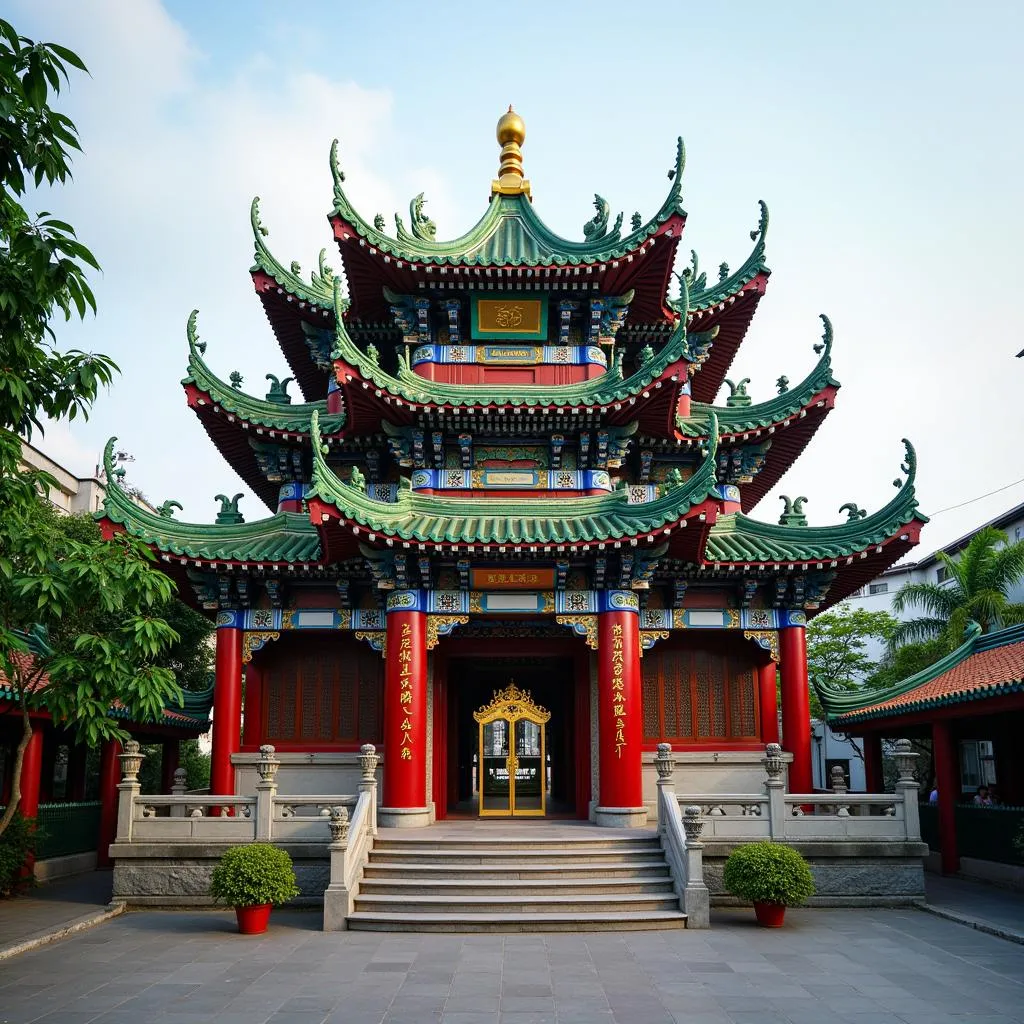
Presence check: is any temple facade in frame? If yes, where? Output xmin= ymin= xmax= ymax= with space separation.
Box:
xmin=100 ymin=109 xmax=926 ymax=828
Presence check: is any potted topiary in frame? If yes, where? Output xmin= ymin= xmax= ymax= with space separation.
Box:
xmin=209 ymin=843 xmax=300 ymax=934
xmin=722 ymin=840 xmax=815 ymax=927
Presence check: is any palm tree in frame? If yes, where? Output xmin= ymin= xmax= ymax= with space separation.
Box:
xmin=891 ymin=526 xmax=1024 ymax=647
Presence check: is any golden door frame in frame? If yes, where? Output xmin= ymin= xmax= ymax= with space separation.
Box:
xmin=473 ymin=684 xmax=551 ymax=817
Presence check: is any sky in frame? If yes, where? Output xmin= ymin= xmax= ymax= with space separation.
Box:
xmin=10 ymin=0 xmax=1024 ymax=557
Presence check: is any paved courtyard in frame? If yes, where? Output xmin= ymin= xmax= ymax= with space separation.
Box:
xmin=1 ymin=906 xmax=1022 ymax=1024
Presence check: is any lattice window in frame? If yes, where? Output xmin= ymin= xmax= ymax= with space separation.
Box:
xmin=261 ymin=635 xmax=383 ymax=746
xmin=642 ymin=644 xmax=760 ymax=743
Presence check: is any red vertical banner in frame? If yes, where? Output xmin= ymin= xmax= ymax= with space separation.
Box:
xmin=211 ymin=617 xmax=243 ymax=797
xmin=597 ymin=593 xmax=644 ymax=820
xmin=97 ymin=737 xmax=122 ymax=870
xmin=780 ymin=624 xmax=813 ymax=794
xmin=382 ymin=602 xmax=428 ymax=814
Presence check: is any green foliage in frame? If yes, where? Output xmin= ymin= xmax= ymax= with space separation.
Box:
xmin=180 ymin=738 xmax=211 ymax=791
xmin=0 ymin=497 xmax=181 ymax=837
xmin=0 ymin=813 xmax=37 ymax=896
xmin=722 ymin=841 xmax=816 ymax=906
xmin=1014 ymin=822 xmax=1024 ymax=863
xmin=891 ymin=527 xmax=1024 ymax=647
xmin=805 ymin=603 xmax=899 ymax=716
xmin=0 ymin=19 xmax=115 ymax=454
xmin=209 ymin=844 xmax=300 ymax=908
xmin=866 ymin=638 xmax=950 ymax=692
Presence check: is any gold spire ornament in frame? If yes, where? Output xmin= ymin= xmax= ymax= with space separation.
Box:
xmin=492 ymin=105 xmax=531 ymax=200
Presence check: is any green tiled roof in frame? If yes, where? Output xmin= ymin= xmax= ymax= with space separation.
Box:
xmin=669 ymin=201 xmax=770 ymax=315
xmin=307 ymin=410 xmax=720 ymax=545
xmin=249 ymin=197 xmax=336 ymax=309
xmin=330 ymin=138 xmax=686 ymax=267
xmin=676 ymin=314 xmax=839 ymax=437
xmin=99 ymin=440 xmax=321 ymax=563
xmin=331 ymin=278 xmax=705 ymax=409
xmin=181 ymin=311 xmax=346 ymax=434
xmin=704 ymin=439 xmax=926 ymax=563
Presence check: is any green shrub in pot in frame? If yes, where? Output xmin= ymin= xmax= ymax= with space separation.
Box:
xmin=209 ymin=843 xmax=299 ymax=909
xmin=723 ymin=841 xmax=815 ymax=907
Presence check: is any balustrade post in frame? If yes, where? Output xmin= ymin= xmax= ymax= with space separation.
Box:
xmin=681 ymin=805 xmax=710 ymax=929
xmin=359 ymin=744 xmax=379 ymax=835
xmin=893 ymin=738 xmax=921 ymax=841
xmin=254 ymin=744 xmax=279 ymax=842
xmin=115 ymin=741 xmax=144 ymax=844
xmin=653 ymin=742 xmax=674 ymax=836
xmin=830 ymin=763 xmax=850 ymax=817
xmin=323 ymin=806 xmax=351 ymax=932
xmin=170 ymin=767 xmax=188 ymax=818
xmin=762 ymin=742 xmax=787 ymax=840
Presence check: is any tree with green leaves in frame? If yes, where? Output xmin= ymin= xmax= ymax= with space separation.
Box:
xmin=0 ymin=19 xmax=183 ymax=839
xmin=891 ymin=526 xmax=1024 ymax=647
xmin=805 ymin=603 xmax=899 ymax=717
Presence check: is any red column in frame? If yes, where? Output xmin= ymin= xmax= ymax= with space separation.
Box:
xmin=211 ymin=617 xmax=243 ymax=797
xmin=780 ymin=623 xmax=813 ymax=794
xmin=757 ymin=661 xmax=780 ymax=745
xmin=933 ymin=720 xmax=960 ymax=874
xmin=596 ymin=592 xmax=645 ymax=826
xmin=160 ymin=739 xmax=180 ymax=794
xmin=381 ymin=592 xmax=429 ymax=826
xmin=864 ymin=733 xmax=884 ymax=793
xmin=97 ymin=738 xmax=122 ymax=870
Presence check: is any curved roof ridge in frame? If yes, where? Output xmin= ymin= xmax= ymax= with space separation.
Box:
xmin=329 ymin=278 xmax=705 ymax=408
xmin=306 ymin=408 xmax=721 ymax=545
xmin=709 ymin=436 xmax=926 ymax=553
xmin=98 ymin=437 xmax=320 ymax=562
xmin=815 ymin=622 xmax=984 ymax=719
xmin=250 ymin=196 xmax=339 ymax=309
xmin=329 ymin=136 xmax=686 ymax=267
xmin=181 ymin=310 xmax=346 ymax=434
xmin=679 ymin=313 xmax=839 ymax=436
xmin=671 ymin=200 xmax=770 ymax=315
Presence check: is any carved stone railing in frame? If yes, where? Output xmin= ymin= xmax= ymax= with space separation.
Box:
xmin=323 ymin=743 xmax=379 ymax=931
xmin=114 ymin=743 xmax=379 ymax=851
xmin=668 ymin=741 xmax=922 ymax=844
xmin=654 ymin=743 xmax=710 ymax=928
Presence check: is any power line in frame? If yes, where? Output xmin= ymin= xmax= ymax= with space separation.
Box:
xmin=928 ymin=477 xmax=1024 ymax=517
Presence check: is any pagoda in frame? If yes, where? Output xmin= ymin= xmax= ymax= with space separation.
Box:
xmin=99 ymin=109 xmax=926 ymax=827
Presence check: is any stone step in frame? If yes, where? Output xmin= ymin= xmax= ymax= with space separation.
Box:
xmin=373 ymin=837 xmax=661 ymax=853
xmin=346 ymin=910 xmax=688 ymax=933
xmin=369 ymin=848 xmax=666 ymax=866
xmin=359 ymin=876 xmax=675 ymax=897
xmin=354 ymin=892 xmax=680 ymax=915
xmin=362 ymin=861 xmax=670 ymax=881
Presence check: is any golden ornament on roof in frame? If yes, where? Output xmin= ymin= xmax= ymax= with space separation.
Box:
xmin=492 ymin=105 xmax=531 ymax=200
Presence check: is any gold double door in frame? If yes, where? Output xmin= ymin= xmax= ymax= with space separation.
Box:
xmin=473 ymin=684 xmax=551 ymax=817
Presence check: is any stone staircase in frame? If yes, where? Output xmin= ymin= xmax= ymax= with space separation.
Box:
xmin=346 ymin=830 xmax=687 ymax=932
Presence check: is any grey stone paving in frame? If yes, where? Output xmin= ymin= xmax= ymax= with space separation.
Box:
xmin=0 ymin=873 xmax=112 ymax=950
xmin=924 ymin=874 xmax=1024 ymax=943
xmin=1 ymin=906 xmax=1023 ymax=1024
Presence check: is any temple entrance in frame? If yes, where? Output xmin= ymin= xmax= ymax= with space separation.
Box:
xmin=475 ymin=685 xmax=550 ymax=816
xmin=440 ymin=653 xmax=583 ymax=818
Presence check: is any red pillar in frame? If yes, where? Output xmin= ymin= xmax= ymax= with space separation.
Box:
xmin=864 ymin=733 xmax=884 ymax=793
xmin=381 ymin=592 xmax=429 ymax=827
xmin=596 ymin=592 xmax=645 ymax=826
xmin=97 ymin=738 xmax=121 ymax=870
xmin=160 ymin=739 xmax=180 ymax=794
xmin=933 ymin=720 xmax=960 ymax=874
xmin=780 ymin=623 xmax=813 ymax=794
xmin=18 ymin=727 xmax=44 ymax=876
xmin=757 ymin=661 xmax=780 ymax=745
xmin=211 ymin=616 xmax=243 ymax=797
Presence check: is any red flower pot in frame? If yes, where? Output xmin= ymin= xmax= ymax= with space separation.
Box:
xmin=234 ymin=903 xmax=272 ymax=935
xmin=753 ymin=901 xmax=786 ymax=928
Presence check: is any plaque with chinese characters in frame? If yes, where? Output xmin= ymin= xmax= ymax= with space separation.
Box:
xmin=471 ymin=295 xmax=548 ymax=340
xmin=470 ymin=568 xmax=556 ymax=591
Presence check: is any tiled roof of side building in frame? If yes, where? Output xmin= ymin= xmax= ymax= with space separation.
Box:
xmin=820 ymin=623 xmax=1024 ymax=725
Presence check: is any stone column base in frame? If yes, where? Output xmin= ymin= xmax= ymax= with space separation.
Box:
xmin=594 ymin=806 xmax=648 ymax=828
xmin=379 ymin=806 xmax=432 ymax=829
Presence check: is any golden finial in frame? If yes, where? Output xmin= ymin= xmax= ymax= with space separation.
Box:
xmin=492 ymin=105 xmax=531 ymax=200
